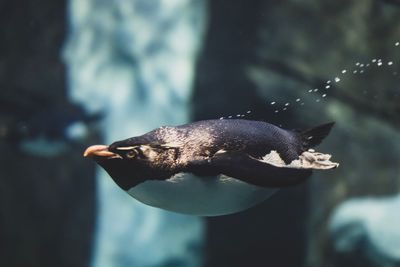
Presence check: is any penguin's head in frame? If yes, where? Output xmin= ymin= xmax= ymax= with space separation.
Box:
xmin=84 ymin=143 xmax=173 ymax=190
xmin=84 ymin=144 xmax=149 ymax=190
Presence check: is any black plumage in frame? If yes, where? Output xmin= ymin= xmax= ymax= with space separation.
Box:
xmin=84 ymin=119 xmax=338 ymax=215
xmin=87 ymin=119 xmax=335 ymax=188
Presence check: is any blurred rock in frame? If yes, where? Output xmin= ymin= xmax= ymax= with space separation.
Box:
xmin=0 ymin=1 xmax=95 ymax=266
xmin=194 ymin=1 xmax=308 ymax=266
xmin=329 ymin=195 xmax=400 ymax=267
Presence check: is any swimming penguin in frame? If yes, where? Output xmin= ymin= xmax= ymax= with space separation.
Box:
xmin=84 ymin=119 xmax=338 ymax=216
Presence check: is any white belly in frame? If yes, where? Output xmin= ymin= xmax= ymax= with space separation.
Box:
xmin=127 ymin=173 xmax=277 ymax=216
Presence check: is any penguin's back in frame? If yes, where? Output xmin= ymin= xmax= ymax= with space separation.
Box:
xmin=164 ymin=119 xmax=303 ymax=163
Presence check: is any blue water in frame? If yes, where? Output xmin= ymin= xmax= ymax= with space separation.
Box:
xmin=63 ymin=0 xmax=206 ymax=266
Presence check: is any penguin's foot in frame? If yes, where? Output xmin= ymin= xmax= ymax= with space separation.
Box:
xmin=293 ymin=150 xmax=339 ymax=169
xmin=261 ymin=150 xmax=339 ymax=170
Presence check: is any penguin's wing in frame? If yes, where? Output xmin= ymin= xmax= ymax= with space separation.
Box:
xmin=186 ymin=151 xmax=312 ymax=187
xmin=207 ymin=151 xmax=312 ymax=188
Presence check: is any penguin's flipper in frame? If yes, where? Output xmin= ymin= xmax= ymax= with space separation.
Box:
xmin=209 ymin=151 xmax=312 ymax=188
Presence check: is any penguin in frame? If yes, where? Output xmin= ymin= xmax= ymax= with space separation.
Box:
xmin=84 ymin=119 xmax=338 ymax=216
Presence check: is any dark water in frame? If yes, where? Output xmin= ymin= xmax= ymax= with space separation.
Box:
xmin=1 ymin=1 xmax=400 ymax=267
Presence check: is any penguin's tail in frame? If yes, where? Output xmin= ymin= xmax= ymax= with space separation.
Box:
xmin=299 ymin=122 xmax=335 ymax=149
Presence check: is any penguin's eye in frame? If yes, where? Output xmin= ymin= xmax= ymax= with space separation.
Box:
xmin=126 ymin=149 xmax=137 ymax=159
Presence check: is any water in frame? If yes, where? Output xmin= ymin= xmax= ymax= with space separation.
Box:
xmin=63 ymin=0 xmax=206 ymax=266
xmin=255 ymin=41 xmax=400 ymax=132
xmin=1 ymin=1 xmax=400 ymax=267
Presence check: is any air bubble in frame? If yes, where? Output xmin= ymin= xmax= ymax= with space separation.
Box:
xmin=313 ymin=88 xmax=319 ymax=92
xmin=316 ymin=99 xmax=321 ymax=102
xmin=283 ymin=107 xmax=287 ymax=111
xmin=246 ymin=110 xmax=251 ymax=114
xmin=360 ymin=64 xmax=364 ymax=67
xmin=356 ymin=62 xmax=360 ymax=66
xmin=270 ymin=101 xmax=276 ymax=105
xmin=322 ymin=94 xmax=327 ymax=98
xmin=296 ymin=98 xmax=301 ymax=102
xmin=377 ymin=62 xmax=383 ymax=66
xmin=341 ymin=69 xmax=347 ymax=74
xmin=285 ymin=103 xmax=290 ymax=106
xmin=236 ymin=114 xmax=241 ymax=117
xmin=388 ymin=61 xmax=393 ymax=66
xmin=325 ymin=85 xmax=331 ymax=89
xmin=300 ymin=102 xmax=305 ymax=106
xmin=219 ymin=117 xmax=224 ymax=120
xmin=353 ymin=70 xmax=358 ymax=74
xmin=372 ymin=59 xmax=377 ymax=63
xmin=326 ymin=80 xmax=331 ymax=84
xmin=396 ymin=42 xmax=400 ymax=46
xmin=228 ymin=116 xmax=233 ymax=118
xmin=274 ymin=110 xmax=279 ymax=113
xmin=360 ymin=70 xmax=364 ymax=73
xmin=334 ymin=77 xmax=341 ymax=82
xmin=308 ymin=89 xmax=313 ymax=93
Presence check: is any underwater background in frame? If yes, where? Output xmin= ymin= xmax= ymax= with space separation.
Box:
xmin=1 ymin=0 xmax=400 ymax=267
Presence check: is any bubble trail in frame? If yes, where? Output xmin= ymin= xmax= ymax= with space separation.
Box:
xmin=266 ymin=41 xmax=400 ymax=120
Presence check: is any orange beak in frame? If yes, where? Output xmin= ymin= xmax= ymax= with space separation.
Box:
xmin=84 ymin=145 xmax=121 ymax=159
